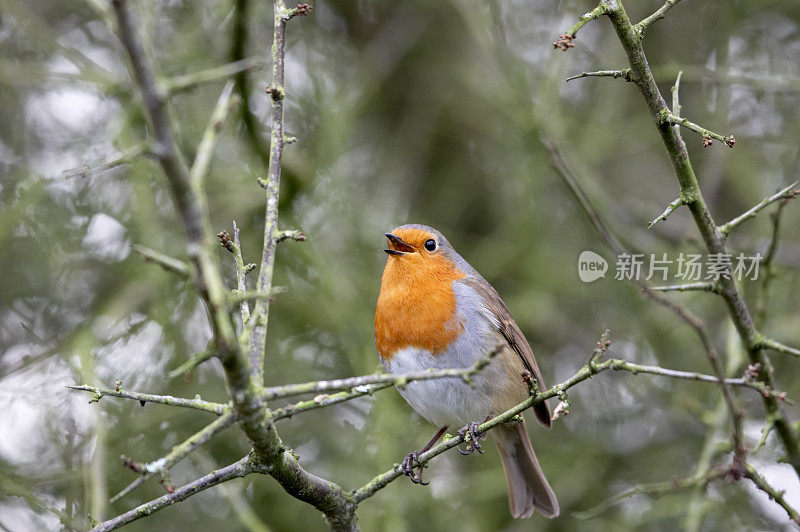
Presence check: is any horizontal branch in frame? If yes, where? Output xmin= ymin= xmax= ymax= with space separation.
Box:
xmin=649 ymin=282 xmax=720 ymax=294
xmin=718 ymin=181 xmax=799 ymax=236
xmin=67 ymin=384 xmax=227 ymax=414
xmin=91 ymin=455 xmax=259 ymax=532
xmin=351 ymin=347 xmax=783 ymax=504
xmin=574 ymin=467 xmax=726 ymax=519
xmin=660 ymin=109 xmax=735 ymax=148
xmin=163 ymin=56 xmax=268 ymax=94
xmin=271 ymin=382 xmax=395 ymax=422
xmin=566 ymin=69 xmax=633 ymax=83
xmin=275 ymin=228 xmax=307 ymax=243
xmin=110 ymin=410 xmax=237 ymax=502
xmin=60 ymin=143 xmax=150 ymax=179
xmin=262 ymin=346 xmax=503 ymax=400
xmin=131 ymin=244 xmax=191 ymax=278
xmin=757 ymin=337 xmax=800 ymax=358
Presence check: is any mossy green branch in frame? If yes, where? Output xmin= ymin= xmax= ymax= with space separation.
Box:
xmin=350 ymin=343 xmax=786 ymax=505
xmin=601 ymin=0 xmax=800 ymax=479
xmin=67 ymin=384 xmax=227 ymax=414
xmin=718 ymin=181 xmax=799 ymax=237
xmin=110 ymin=411 xmax=238 ymax=502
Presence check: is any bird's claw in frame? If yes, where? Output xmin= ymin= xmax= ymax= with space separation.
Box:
xmin=401 ymin=451 xmax=428 ymax=485
xmin=457 ymin=421 xmax=485 ymax=455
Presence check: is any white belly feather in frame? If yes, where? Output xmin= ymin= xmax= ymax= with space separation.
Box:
xmin=380 ymin=279 xmax=508 ymax=428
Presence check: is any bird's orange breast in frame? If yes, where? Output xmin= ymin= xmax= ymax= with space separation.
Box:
xmin=375 ymin=252 xmax=466 ymax=361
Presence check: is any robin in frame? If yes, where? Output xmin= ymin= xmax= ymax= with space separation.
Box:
xmin=374 ymin=224 xmax=559 ymax=519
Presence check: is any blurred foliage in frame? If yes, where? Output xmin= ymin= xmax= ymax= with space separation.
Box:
xmin=1 ymin=0 xmax=800 ymax=530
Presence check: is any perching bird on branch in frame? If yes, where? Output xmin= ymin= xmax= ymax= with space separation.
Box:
xmin=375 ymin=224 xmax=558 ymax=519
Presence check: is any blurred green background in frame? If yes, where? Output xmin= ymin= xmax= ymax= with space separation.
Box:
xmin=1 ymin=0 xmax=800 ymax=530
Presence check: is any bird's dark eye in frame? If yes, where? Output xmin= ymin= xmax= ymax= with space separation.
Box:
xmin=424 ymin=239 xmax=437 ymax=252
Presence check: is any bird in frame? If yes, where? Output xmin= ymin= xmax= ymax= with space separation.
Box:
xmin=374 ymin=223 xmax=559 ymax=519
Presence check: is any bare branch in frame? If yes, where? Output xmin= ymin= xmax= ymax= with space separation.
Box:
xmin=660 ymin=109 xmax=735 ymax=148
xmin=271 ymin=382 xmax=394 ymax=422
xmin=91 ymin=455 xmax=259 ymax=532
xmin=648 ymin=195 xmax=687 ymax=228
xmin=756 ymin=337 xmax=800 ymax=358
xmin=649 ymin=282 xmax=720 ymax=294
xmin=755 ymin=200 xmax=791 ymax=325
xmin=110 ymin=411 xmax=237 ymax=502
xmin=189 ymin=80 xmax=237 ymax=185
xmin=671 ymin=70 xmax=682 ymax=117
xmin=718 ymin=181 xmax=799 ymax=236
xmin=245 ymin=0 xmax=296 ymax=384
xmin=166 ymin=345 xmax=214 ymax=381
xmin=574 ymin=467 xmax=726 ymax=519
xmin=635 ymin=0 xmax=685 ymax=35
xmin=745 ymin=465 xmax=800 ymax=525
xmin=163 ymin=56 xmax=268 ymax=94
xmin=351 ymin=333 xmax=771 ymax=505
xmin=131 ymin=244 xmax=191 ymax=278
xmin=553 ymin=4 xmax=609 ymax=51
xmin=232 ymin=221 xmax=251 ymax=324
xmin=598 ymin=0 xmax=800 ymax=477
xmin=566 ymin=69 xmax=633 ymax=82
xmin=60 ymin=143 xmax=150 ymax=179
xmin=263 ymin=346 xmax=502 ymax=400
xmin=67 ymin=384 xmax=227 ymax=415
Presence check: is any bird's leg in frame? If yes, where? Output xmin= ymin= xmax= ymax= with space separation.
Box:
xmin=457 ymin=419 xmax=488 ymax=455
xmin=401 ymin=425 xmax=447 ymax=485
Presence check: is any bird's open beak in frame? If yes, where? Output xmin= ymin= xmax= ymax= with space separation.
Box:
xmin=384 ymin=233 xmax=414 ymax=255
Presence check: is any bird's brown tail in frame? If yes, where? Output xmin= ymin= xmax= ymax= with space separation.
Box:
xmin=494 ymin=420 xmax=559 ymax=519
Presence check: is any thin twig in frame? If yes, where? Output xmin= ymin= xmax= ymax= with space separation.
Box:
xmin=263 ymin=346 xmax=503 ymax=400
xmin=635 ymin=0 xmax=685 ymax=35
xmin=756 ymin=337 xmax=800 ymax=358
xmin=566 ymin=69 xmax=633 ymax=82
xmin=90 ymin=455 xmax=259 ymax=532
xmin=60 ymin=143 xmax=150 ymax=179
xmin=232 ymin=221 xmax=251 ymax=324
xmin=189 ymin=80 xmax=237 ymax=185
xmin=718 ymin=181 xmax=799 ymax=236
xmin=228 ymin=288 xmax=287 ymax=306
xmin=271 ymin=382 xmax=395 ymax=422
xmin=245 ymin=0 xmax=294 ymax=384
xmin=660 ymin=109 xmax=735 ymax=148
xmin=574 ymin=467 xmax=727 ymax=519
xmin=166 ymin=346 xmax=214 ymax=381
xmin=110 ymin=411 xmax=237 ymax=502
xmin=648 ymin=195 xmax=687 ymax=227
xmin=131 ymin=244 xmax=191 ymax=278
xmin=649 ymin=282 xmax=720 ymax=294
xmin=67 ymin=384 xmax=226 ymax=415
xmin=275 ymin=229 xmax=307 ymax=243
xmin=745 ymin=465 xmax=800 ymax=524
xmin=755 ymin=201 xmax=790 ymax=325
xmin=163 ymin=56 xmax=268 ymax=94
xmin=672 ymin=70 xmax=682 ymax=117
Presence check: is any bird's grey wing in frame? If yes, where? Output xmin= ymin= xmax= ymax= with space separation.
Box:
xmin=459 ymin=276 xmax=552 ymax=428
